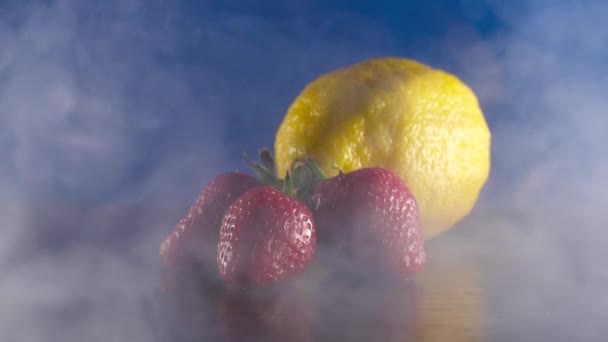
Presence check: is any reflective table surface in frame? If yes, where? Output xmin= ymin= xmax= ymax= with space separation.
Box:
xmin=155 ymin=209 xmax=605 ymax=341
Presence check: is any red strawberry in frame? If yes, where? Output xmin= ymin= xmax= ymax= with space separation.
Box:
xmin=311 ymin=167 xmax=425 ymax=275
xmin=160 ymin=172 xmax=260 ymax=289
xmin=217 ymin=186 xmax=317 ymax=287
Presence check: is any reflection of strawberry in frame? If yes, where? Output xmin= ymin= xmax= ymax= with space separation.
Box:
xmin=218 ymin=186 xmax=317 ymax=287
xmin=219 ymin=283 xmax=315 ymax=342
xmin=160 ymin=172 xmax=260 ymax=289
xmin=312 ymin=167 xmax=425 ymax=275
xmin=316 ymin=274 xmax=418 ymax=341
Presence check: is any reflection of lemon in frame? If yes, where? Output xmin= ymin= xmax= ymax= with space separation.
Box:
xmin=275 ymin=58 xmax=490 ymax=238
xmin=414 ymin=242 xmax=486 ymax=342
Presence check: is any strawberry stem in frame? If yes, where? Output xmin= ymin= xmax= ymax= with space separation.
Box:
xmin=242 ymin=149 xmax=329 ymax=204
xmin=304 ymin=158 xmax=327 ymax=180
xmin=259 ymin=148 xmax=276 ymax=177
xmin=242 ymin=152 xmax=281 ymax=189
xmin=282 ymin=171 xmax=297 ymax=198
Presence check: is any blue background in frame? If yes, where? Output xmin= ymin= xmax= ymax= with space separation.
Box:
xmin=4 ymin=0 xmax=603 ymax=209
xmin=1 ymin=1 xmax=607 ymax=341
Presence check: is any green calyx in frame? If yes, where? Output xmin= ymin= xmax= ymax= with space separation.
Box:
xmin=242 ymin=149 xmax=281 ymax=189
xmin=243 ymin=148 xmax=326 ymax=202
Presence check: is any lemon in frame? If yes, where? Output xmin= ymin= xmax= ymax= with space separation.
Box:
xmin=274 ymin=57 xmax=490 ymax=239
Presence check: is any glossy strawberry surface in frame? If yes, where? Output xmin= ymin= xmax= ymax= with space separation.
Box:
xmin=218 ymin=186 xmax=317 ymax=287
xmin=160 ymin=172 xmax=260 ymax=288
xmin=312 ymin=167 xmax=425 ymax=275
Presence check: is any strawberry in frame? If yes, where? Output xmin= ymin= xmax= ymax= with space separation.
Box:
xmin=160 ymin=171 xmax=260 ymax=289
xmin=217 ymin=186 xmax=317 ymax=287
xmin=311 ymin=167 xmax=425 ymax=275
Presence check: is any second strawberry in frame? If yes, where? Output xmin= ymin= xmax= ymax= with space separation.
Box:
xmin=218 ymin=186 xmax=317 ymax=287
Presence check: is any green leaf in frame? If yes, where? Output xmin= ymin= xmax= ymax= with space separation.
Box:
xmin=282 ymin=171 xmax=296 ymax=197
xmin=242 ymin=152 xmax=281 ymax=188
xmin=259 ymin=148 xmax=276 ymax=177
xmin=304 ymin=158 xmax=327 ymax=180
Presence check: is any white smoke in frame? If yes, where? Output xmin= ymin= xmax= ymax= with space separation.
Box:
xmin=0 ymin=1 xmax=398 ymax=341
xmin=1 ymin=0 xmax=606 ymax=341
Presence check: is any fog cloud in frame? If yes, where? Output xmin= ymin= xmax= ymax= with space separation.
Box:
xmin=1 ymin=0 xmax=606 ymax=341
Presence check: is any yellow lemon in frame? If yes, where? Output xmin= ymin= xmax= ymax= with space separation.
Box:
xmin=274 ymin=57 xmax=490 ymax=239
